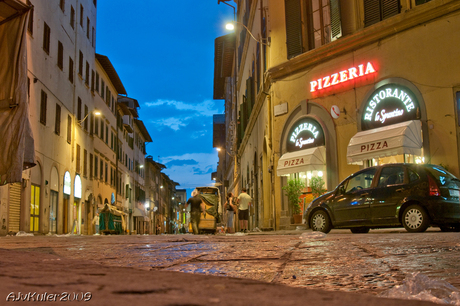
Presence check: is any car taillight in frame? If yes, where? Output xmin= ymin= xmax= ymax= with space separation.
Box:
xmin=428 ymin=174 xmax=440 ymax=196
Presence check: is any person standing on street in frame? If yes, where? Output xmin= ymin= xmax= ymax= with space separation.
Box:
xmin=237 ymin=188 xmax=252 ymax=233
xmin=225 ymin=192 xmax=237 ymax=234
xmin=185 ymin=189 xmax=205 ymax=235
xmin=92 ymin=212 xmax=100 ymax=235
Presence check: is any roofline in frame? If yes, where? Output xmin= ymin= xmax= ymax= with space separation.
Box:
xmin=96 ymin=53 xmax=127 ymax=95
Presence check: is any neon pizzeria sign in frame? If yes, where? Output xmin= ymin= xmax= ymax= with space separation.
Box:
xmin=310 ymin=62 xmax=376 ymax=92
xmin=287 ymin=118 xmax=324 ymax=152
xmin=362 ymin=83 xmax=420 ymax=131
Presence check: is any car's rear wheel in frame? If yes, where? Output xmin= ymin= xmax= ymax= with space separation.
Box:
xmin=350 ymin=227 xmax=369 ymax=234
xmin=402 ymin=205 xmax=429 ymax=232
xmin=310 ymin=210 xmax=332 ymax=234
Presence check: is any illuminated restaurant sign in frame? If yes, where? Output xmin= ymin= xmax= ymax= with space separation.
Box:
xmin=287 ymin=118 xmax=324 ymax=152
xmin=310 ymin=62 xmax=376 ymax=92
xmin=362 ymin=83 xmax=420 ymax=131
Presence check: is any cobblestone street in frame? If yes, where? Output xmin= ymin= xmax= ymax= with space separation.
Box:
xmin=2 ymin=228 xmax=459 ymax=298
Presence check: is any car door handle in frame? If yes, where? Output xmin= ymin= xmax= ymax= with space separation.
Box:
xmin=395 ymin=188 xmax=404 ymax=192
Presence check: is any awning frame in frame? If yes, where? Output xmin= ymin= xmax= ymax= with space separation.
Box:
xmin=347 ymin=120 xmax=423 ymax=165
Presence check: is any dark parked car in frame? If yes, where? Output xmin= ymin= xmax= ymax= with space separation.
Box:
xmin=305 ymin=163 xmax=460 ymax=233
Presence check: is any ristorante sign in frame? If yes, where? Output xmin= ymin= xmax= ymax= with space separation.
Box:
xmin=287 ymin=118 xmax=324 ymax=152
xmin=310 ymin=62 xmax=376 ymax=92
xmin=362 ymin=83 xmax=420 ymax=131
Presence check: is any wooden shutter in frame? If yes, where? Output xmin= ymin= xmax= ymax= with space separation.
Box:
xmin=55 ymin=104 xmax=61 ymax=135
xmin=382 ymin=0 xmax=400 ymax=20
xmin=330 ymin=0 xmax=342 ymax=41
xmin=8 ymin=183 xmax=21 ymax=233
xmin=285 ymin=0 xmax=303 ymax=59
xmin=364 ymin=0 xmax=381 ymax=27
xmin=364 ymin=0 xmax=400 ymax=27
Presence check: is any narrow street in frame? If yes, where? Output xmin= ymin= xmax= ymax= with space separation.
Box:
xmin=2 ymin=228 xmax=459 ymax=299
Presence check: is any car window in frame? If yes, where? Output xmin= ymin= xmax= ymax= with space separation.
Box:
xmin=343 ymin=168 xmax=376 ymax=193
xmin=424 ymin=165 xmax=460 ymax=187
xmin=408 ymin=169 xmax=420 ymax=183
xmin=377 ymin=166 xmax=405 ymax=187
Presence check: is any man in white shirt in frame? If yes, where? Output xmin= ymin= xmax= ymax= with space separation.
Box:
xmin=237 ymin=188 xmax=252 ymax=233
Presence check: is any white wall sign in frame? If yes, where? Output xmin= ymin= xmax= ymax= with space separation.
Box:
xmin=274 ymin=103 xmax=288 ymax=117
xmin=331 ymin=105 xmax=340 ymax=119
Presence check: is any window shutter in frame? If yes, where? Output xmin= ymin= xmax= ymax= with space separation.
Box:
xmin=364 ymin=0 xmax=400 ymax=27
xmin=382 ymin=0 xmax=400 ymax=20
xmin=364 ymin=0 xmax=381 ymax=27
xmin=285 ymin=0 xmax=303 ymax=59
xmin=330 ymin=0 xmax=342 ymax=41
xmin=246 ymin=77 xmax=253 ymax=118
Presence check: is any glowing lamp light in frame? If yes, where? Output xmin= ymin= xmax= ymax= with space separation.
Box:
xmin=94 ymin=110 xmax=101 ymax=116
xmin=307 ymin=172 xmax=312 ymax=180
xmin=225 ymin=23 xmax=235 ymax=30
xmin=318 ymin=171 xmax=323 ymax=177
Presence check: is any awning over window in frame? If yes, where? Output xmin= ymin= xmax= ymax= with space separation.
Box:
xmin=277 ymin=146 xmax=326 ymax=176
xmin=0 ymin=0 xmax=35 ymax=184
xmin=347 ymin=120 xmax=422 ymax=165
xmin=133 ymin=208 xmax=149 ymax=222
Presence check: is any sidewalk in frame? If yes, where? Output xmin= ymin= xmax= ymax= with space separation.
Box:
xmin=0 ymin=247 xmax=438 ymax=306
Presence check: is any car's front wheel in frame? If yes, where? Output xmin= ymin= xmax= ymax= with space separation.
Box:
xmin=310 ymin=210 xmax=332 ymax=233
xmin=402 ymin=204 xmax=429 ymax=232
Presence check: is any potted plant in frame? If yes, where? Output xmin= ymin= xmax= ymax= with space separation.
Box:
xmin=310 ymin=176 xmax=326 ymax=199
xmin=282 ymin=178 xmax=305 ymax=224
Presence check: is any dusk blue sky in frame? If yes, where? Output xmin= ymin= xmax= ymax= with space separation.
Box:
xmin=96 ymin=1 xmax=234 ymax=197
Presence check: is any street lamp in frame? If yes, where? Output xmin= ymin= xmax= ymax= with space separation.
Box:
xmin=78 ymin=109 xmax=101 ymax=124
xmin=225 ymin=21 xmax=270 ymax=47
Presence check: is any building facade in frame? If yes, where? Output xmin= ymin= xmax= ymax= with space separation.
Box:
xmin=214 ymin=0 xmax=460 ymax=230
xmin=0 ymin=0 xmax=178 ymax=236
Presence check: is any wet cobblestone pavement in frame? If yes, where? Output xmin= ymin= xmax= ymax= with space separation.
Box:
xmin=1 ymin=228 xmax=459 ymax=297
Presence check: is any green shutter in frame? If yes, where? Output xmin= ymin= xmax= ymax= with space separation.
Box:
xmin=330 ymin=0 xmax=342 ymax=40
xmin=285 ymin=0 xmax=303 ymax=59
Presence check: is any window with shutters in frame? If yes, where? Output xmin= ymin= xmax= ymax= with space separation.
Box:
xmin=85 ymin=61 xmax=89 ymax=86
xmin=364 ymin=0 xmax=400 ymax=28
xmin=94 ymin=156 xmax=98 ymax=179
xmin=83 ymin=149 xmax=87 ymax=177
xmin=95 ymin=72 xmax=99 ymax=92
xmin=76 ymin=144 xmax=81 ymax=173
xmin=86 ymin=17 xmax=90 ymax=38
xmin=69 ymin=57 xmax=74 ymax=83
xmin=55 ymin=104 xmax=61 ymax=135
xmin=27 ymin=0 xmax=33 ymax=34
xmin=43 ymin=22 xmax=50 ymax=54
xmin=80 ymin=5 xmax=84 ymax=28
xmin=67 ymin=115 xmax=72 ymax=143
xmin=285 ymin=0 xmax=342 ymax=59
xmin=70 ymin=5 xmax=75 ymax=29
xmin=57 ymin=41 xmax=63 ymax=70
xmin=78 ymin=51 xmax=83 ymax=76
xmin=60 ymin=0 xmax=65 ymax=12
xmin=84 ymin=105 xmax=88 ymax=131
xmin=91 ymin=70 xmax=95 ymax=92
xmin=100 ymin=159 xmax=103 ymax=180
xmin=77 ymin=97 xmax=82 ymax=122
xmin=89 ymin=153 xmax=93 ymax=179
xmin=40 ymin=90 xmax=47 ymax=125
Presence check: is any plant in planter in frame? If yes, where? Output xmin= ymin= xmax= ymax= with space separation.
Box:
xmin=282 ymin=179 xmax=305 ymax=219
xmin=310 ymin=176 xmax=326 ymax=199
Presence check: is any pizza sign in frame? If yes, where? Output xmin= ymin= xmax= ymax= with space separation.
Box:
xmin=287 ymin=118 xmax=324 ymax=152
